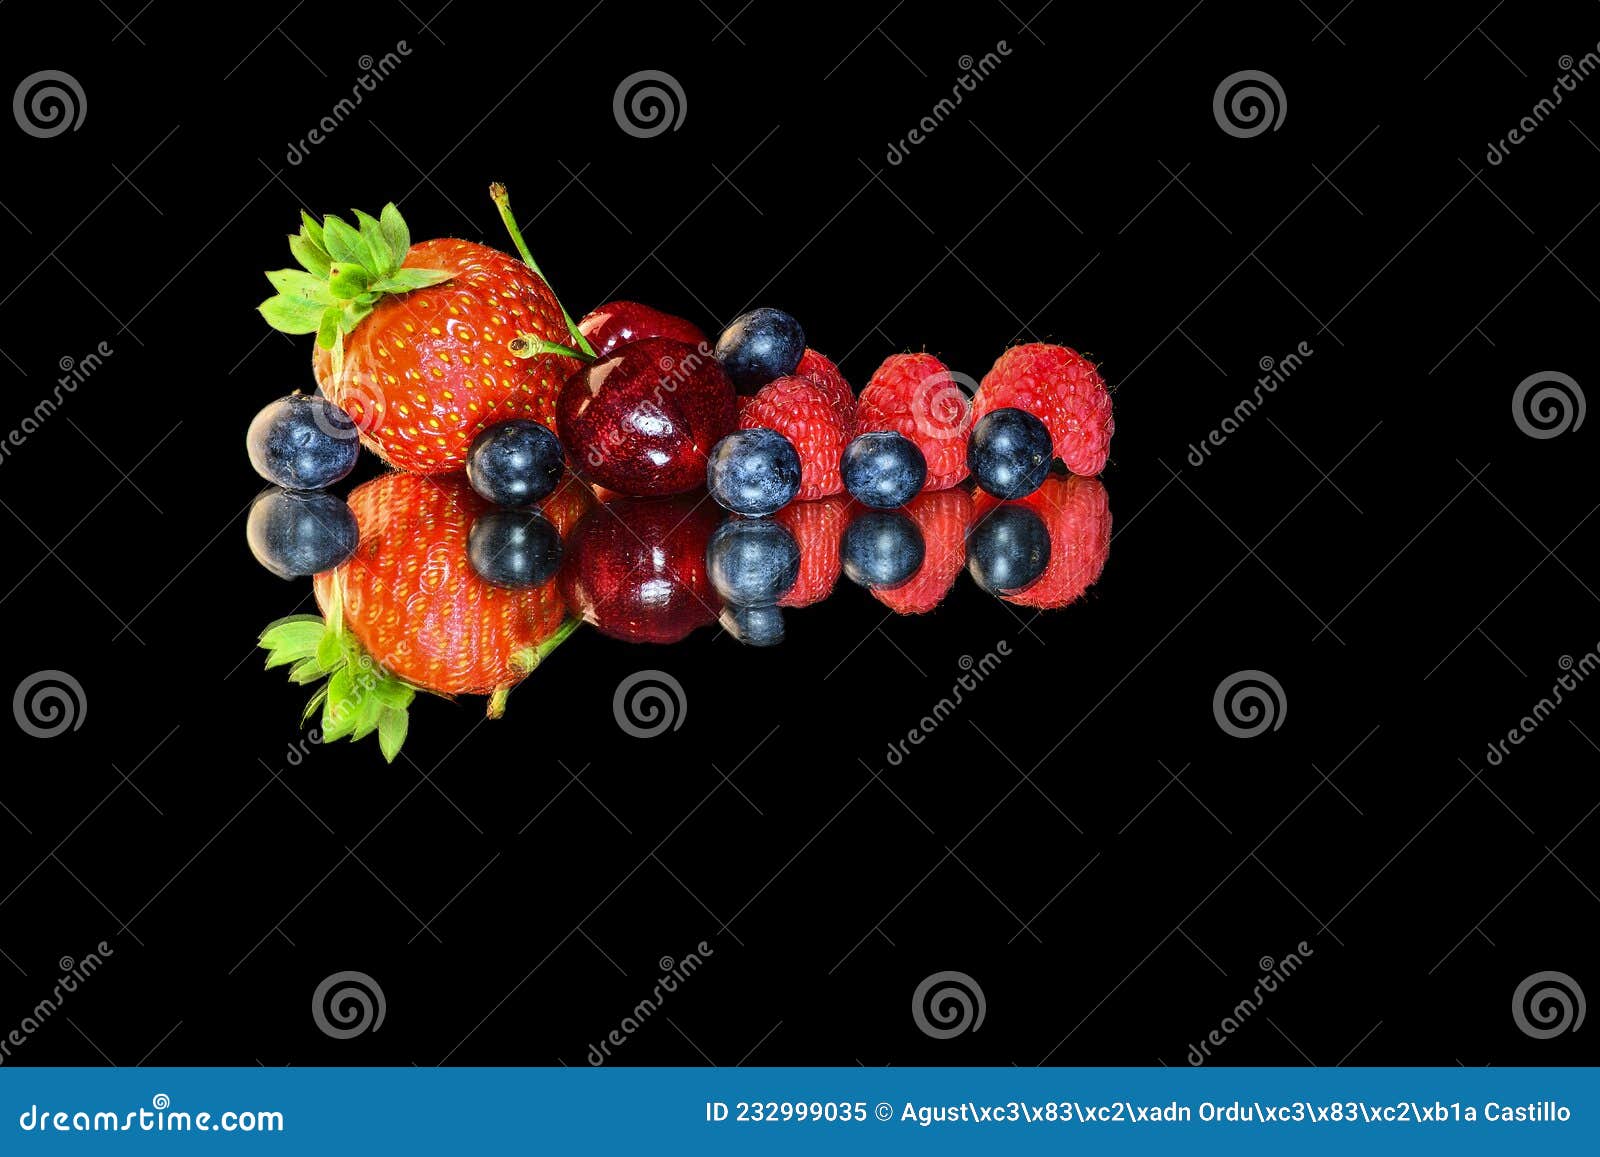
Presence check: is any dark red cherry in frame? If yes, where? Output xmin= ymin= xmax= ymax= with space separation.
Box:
xmin=577 ymin=301 xmax=709 ymax=358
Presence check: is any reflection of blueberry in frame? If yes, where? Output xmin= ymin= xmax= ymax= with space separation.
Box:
xmin=714 ymin=307 xmax=806 ymax=391
xmin=247 ymin=488 xmax=359 ymax=579
xmin=967 ymin=505 xmax=1051 ymax=594
xmin=467 ymin=419 xmax=564 ymax=508
xmin=468 ymin=509 xmax=562 ymax=589
xmin=721 ymin=603 xmax=786 ymax=646
xmin=706 ymin=518 xmax=800 ymax=607
xmin=246 ymin=394 xmax=360 ymax=490
xmin=842 ymin=510 xmax=925 ymax=590
xmin=841 ymin=432 xmax=926 ymax=509
xmin=968 ymin=408 xmax=1053 ymax=499
xmin=707 ymin=428 xmax=802 ymax=516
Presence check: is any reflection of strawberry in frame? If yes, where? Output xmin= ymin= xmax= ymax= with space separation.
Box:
xmin=972 ymin=343 xmax=1113 ymax=477
xmin=774 ymin=495 xmax=850 ymax=607
xmin=738 ymin=376 xmax=848 ymax=500
xmin=795 ymin=349 xmax=855 ymax=421
xmin=971 ymin=474 xmax=1111 ymax=608
xmin=853 ymin=353 xmax=971 ymax=491
xmin=259 ymin=473 xmax=576 ymax=760
xmin=872 ymin=488 xmax=973 ymax=614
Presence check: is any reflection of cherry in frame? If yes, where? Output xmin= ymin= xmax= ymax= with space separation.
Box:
xmin=559 ymin=495 xmax=723 ymax=643
xmin=971 ymin=474 xmax=1111 ymax=608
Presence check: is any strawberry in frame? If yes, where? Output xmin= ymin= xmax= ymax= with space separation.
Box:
xmin=853 ymin=352 xmax=972 ymax=491
xmin=871 ymin=488 xmax=973 ymax=614
xmin=972 ymin=343 xmax=1114 ymax=477
xmin=970 ymin=474 xmax=1111 ymax=608
xmin=795 ymin=348 xmax=855 ymax=421
xmin=774 ymin=495 xmax=850 ymax=607
xmin=260 ymin=188 xmax=592 ymax=475
xmin=258 ymin=472 xmax=578 ymax=760
xmin=738 ymin=375 xmax=848 ymax=501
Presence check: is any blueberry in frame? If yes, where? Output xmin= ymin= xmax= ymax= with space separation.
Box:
xmin=721 ymin=603 xmax=786 ymax=647
xmin=968 ymin=407 xmax=1053 ymax=499
xmin=841 ymin=509 xmax=925 ymax=590
xmin=967 ymin=505 xmax=1051 ymax=594
xmin=467 ymin=509 xmax=563 ymax=589
xmin=707 ymin=427 xmax=802 ymax=516
xmin=841 ymin=431 xmax=927 ymax=508
xmin=706 ymin=517 xmax=800 ymax=607
xmin=714 ymin=307 xmax=806 ymax=391
xmin=246 ymin=393 xmax=360 ymax=490
xmin=246 ymin=488 xmax=359 ymax=579
xmin=467 ymin=419 xmax=564 ymax=508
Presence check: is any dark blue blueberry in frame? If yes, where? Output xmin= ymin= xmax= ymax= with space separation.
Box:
xmin=706 ymin=517 xmax=800 ymax=607
xmin=968 ymin=407 xmax=1053 ymax=499
xmin=841 ymin=509 xmax=926 ymax=590
xmin=706 ymin=427 xmax=802 ymax=516
xmin=967 ymin=504 xmax=1051 ymax=594
xmin=841 ymin=431 xmax=927 ymax=509
xmin=466 ymin=419 xmax=565 ymax=508
xmin=467 ymin=509 xmax=563 ymax=589
xmin=246 ymin=393 xmax=360 ymax=490
xmin=714 ymin=307 xmax=806 ymax=392
xmin=721 ymin=603 xmax=786 ymax=647
xmin=246 ymin=488 xmax=359 ymax=579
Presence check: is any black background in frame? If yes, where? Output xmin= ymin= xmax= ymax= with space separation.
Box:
xmin=1 ymin=0 xmax=1597 ymax=1069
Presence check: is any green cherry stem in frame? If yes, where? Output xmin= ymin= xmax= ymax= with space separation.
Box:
xmin=489 ymin=182 xmax=596 ymax=358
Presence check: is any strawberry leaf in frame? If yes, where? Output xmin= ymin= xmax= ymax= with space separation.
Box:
xmin=289 ymin=233 xmax=332 ymax=278
xmin=300 ymin=211 xmax=328 ymax=252
xmin=260 ymin=295 xmax=328 ymax=335
xmin=315 ymin=307 xmax=340 ymax=350
xmin=321 ymin=215 xmax=366 ymax=266
xmin=369 ymin=268 xmax=452 ymax=293
xmin=327 ymin=264 xmax=371 ymax=298
xmin=377 ymin=707 xmax=408 ymax=763
xmin=266 ymin=269 xmax=334 ymax=301
xmin=379 ymin=203 xmax=409 ymax=269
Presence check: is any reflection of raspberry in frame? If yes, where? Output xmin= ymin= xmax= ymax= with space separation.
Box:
xmin=853 ymin=353 xmax=972 ymax=491
xmin=795 ymin=349 xmax=855 ymax=422
xmin=739 ymin=376 xmax=848 ymax=500
xmin=973 ymin=343 xmax=1113 ymax=477
xmin=972 ymin=474 xmax=1110 ymax=608
xmin=774 ymin=495 xmax=850 ymax=607
xmin=873 ymin=488 xmax=973 ymax=614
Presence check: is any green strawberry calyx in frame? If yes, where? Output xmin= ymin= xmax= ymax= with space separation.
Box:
xmin=257 ymin=202 xmax=453 ymax=383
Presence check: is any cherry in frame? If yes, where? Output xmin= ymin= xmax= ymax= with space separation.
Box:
xmin=577 ymin=301 xmax=709 ymax=358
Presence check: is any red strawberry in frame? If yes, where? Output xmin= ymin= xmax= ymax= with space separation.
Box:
xmin=971 ymin=474 xmax=1111 ymax=608
xmin=738 ymin=375 xmax=848 ymax=500
xmin=972 ymin=343 xmax=1113 ymax=476
xmin=872 ymin=488 xmax=973 ymax=614
xmin=774 ymin=495 xmax=850 ymax=607
xmin=795 ymin=348 xmax=855 ymax=421
xmin=853 ymin=353 xmax=972 ymax=491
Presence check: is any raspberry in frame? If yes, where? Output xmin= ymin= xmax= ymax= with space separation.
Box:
xmin=971 ymin=474 xmax=1111 ymax=608
xmin=795 ymin=348 xmax=855 ymax=422
xmin=774 ymin=495 xmax=850 ymax=607
xmin=872 ymin=488 xmax=974 ymax=614
xmin=853 ymin=353 xmax=972 ymax=491
xmin=972 ymin=343 xmax=1113 ymax=477
xmin=738 ymin=376 xmax=848 ymax=501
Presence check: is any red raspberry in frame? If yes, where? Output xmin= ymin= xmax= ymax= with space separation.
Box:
xmin=971 ymin=474 xmax=1111 ymax=608
xmin=853 ymin=353 xmax=972 ymax=491
xmin=973 ymin=343 xmax=1113 ymax=477
xmin=872 ymin=488 xmax=974 ymax=614
xmin=795 ymin=348 xmax=855 ymax=422
xmin=774 ymin=495 xmax=850 ymax=607
xmin=738 ymin=376 xmax=848 ymax=501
